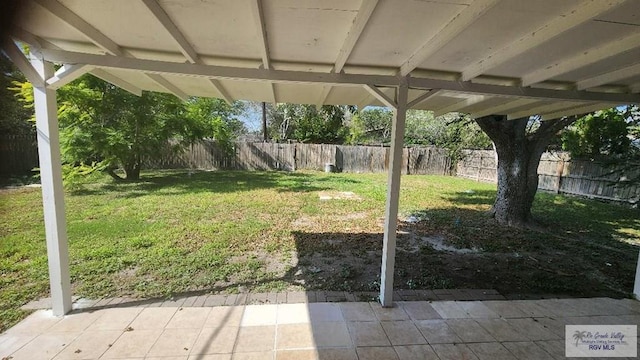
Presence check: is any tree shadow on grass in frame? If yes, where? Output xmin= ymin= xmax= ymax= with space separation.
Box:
xmin=71 ymin=170 xmax=333 ymax=198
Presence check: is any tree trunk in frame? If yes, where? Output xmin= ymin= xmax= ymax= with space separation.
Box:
xmin=123 ymin=162 xmax=141 ymax=180
xmin=475 ymin=115 xmax=580 ymax=227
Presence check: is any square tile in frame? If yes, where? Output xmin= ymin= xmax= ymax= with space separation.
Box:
xmin=534 ymin=340 xmax=566 ymax=360
xmin=399 ymin=302 xmax=441 ymax=320
xmin=502 ymin=341 xmax=555 ymax=360
xmin=101 ymin=329 xmax=163 ymax=358
xmin=276 ymin=348 xmax=357 ymax=360
xmin=10 ymin=332 xmax=80 ymax=360
xmin=446 ymin=319 xmax=495 ymax=343
xmin=339 ymin=303 xmax=376 ymax=321
xmin=475 ymin=318 xmax=529 ymax=342
xmin=241 ymin=304 xmax=278 ymax=326
xmin=414 ymin=319 xmax=461 ymax=344
xmin=166 ymin=307 xmax=211 ymax=329
xmin=394 ymin=345 xmax=439 ymax=360
xmin=129 ymin=307 xmax=177 ymax=329
xmin=204 ymin=306 xmax=245 ymax=328
xmin=234 ymin=325 xmax=276 ymax=352
xmin=52 ymin=330 xmax=121 ymax=360
xmin=191 ymin=326 xmax=239 ymax=354
xmin=457 ymin=301 xmax=498 ymax=318
xmin=356 ymin=346 xmax=399 ymax=360
xmin=380 ymin=321 xmax=426 ymax=345
xmin=188 ymin=355 xmax=231 ymax=360
xmin=276 ymin=323 xmax=314 ymax=350
xmin=505 ymin=318 xmax=559 ymax=341
xmin=277 ymin=304 xmax=310 ymax=324
xmin=232 ymin=351 xmax=275 ymax=359
xmin=48 ymin=312 xmax=101 ymax=332
xmin=6 ymin=310 xmax=61 ymax=335
xmin=308 ymin=303 xmax=344 ymax=322
xmin=466 ymin=342 xmax=516 ymax=360
xmin=511 ymin=301 xmax=551 ymax=317
xmin=370 ymin=302 xmax=409 ymax=321
xmin=147 ymin=328 xmax=200 ymax=357
xmin=87 ymin=308 xmax=142 ymax=331
xmin=347 ymin=321 xmax=390 ymax=346
xmin=0 ymin=334 xmax=36 ymax=358
xmin=430 ymin=301 xmax=468 ymax=319
xmin=431 ymin=343 xmax=479 ymax=360
xmin=309 ymin=322 xmax=352 ymax=348
xmin=482 ymin=301 xmax=528 ymax=318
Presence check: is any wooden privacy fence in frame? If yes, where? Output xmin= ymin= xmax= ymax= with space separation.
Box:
xmin=457 ymin=150 xmax=640 ymax=203
xmin=0 ymin=135 xmax=39 ymax=176
xmin=147 ymin=140 xmax=453 ymax=175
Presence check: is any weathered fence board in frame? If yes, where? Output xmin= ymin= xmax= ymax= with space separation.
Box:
xmin=0 ymin=135 xmax=39 ymax=176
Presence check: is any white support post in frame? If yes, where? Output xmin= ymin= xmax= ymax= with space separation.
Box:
xmin=32 ymin=53 xmax=72 ymax=316
xmin=634 ymin=250 xmax=640 ymax=300
xmin=380 ymin=78 xmax=408 ymax=307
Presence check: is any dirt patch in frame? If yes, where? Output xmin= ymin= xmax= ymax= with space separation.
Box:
xmin=318 ymin=191 xmax=362 ymax=201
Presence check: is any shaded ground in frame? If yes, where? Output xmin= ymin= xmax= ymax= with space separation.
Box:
xmin=1 ymin=170 xmax=639 ymax=332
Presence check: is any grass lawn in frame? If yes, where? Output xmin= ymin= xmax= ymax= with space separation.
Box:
xmin=1 ymin=169 xmax=639 ymax=332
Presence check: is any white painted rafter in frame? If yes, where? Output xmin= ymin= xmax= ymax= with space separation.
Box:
xmin=507 ymin=101 xmax=579 ymax=120
xmin=46 ymin=64 xmax=94 ymax=89
xmin=407 ymin=89 xmax=441 ymax=108
xmin=540 ymin=102 xmax=616 ymax=120
xmin=318 ymin=0 xmax=379 ymax=107
xmin=249 ymin=0 xmax=277 ymax=104
xmin=470 ymin=98 xmax=540 ymax=118
xmin=1 ymin=38 xmax=44 ymax=86
xmin=576 ymin=62 xmax=640 ymax=90
xmin=522 ymin=31 xmax=640 ymax=86
xmin=434 ymin=95 xmax=486 ymax=116
xmin=39 ymin=48 xmax=640 ymax=105
xmin=399 ymin=0 xmax=500 ymax=76
xmin=90 ymin=68 xmax=143 ymax=96
xmin=364 ymin=84 xmax=396 ymax=108
xmin=141 ymin=0 xmax=233 ymax=103
xmin=34 ymin=0 xmax=189 ymax=100
xmin=461 ymin=0 xmax=628 ymax=81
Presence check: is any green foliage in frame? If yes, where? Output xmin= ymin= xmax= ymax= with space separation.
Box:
xmin=561 ymin=107 xmax=632 ymax=159
xmin=347 ymin=108 xmax=392 ymax=144
xmin=0 ymin=56 xmax=33 ymax=135
xmin=268 ymin=103 xmax=351 ymax=143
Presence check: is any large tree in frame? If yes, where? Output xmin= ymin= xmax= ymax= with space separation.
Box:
xmin=268 ymin=103 xmax=351 ymax=143
xmin=0 ymin=56 xmax=32 ymax=135
xmin=475 ymin=115 xmax=580 ymax=227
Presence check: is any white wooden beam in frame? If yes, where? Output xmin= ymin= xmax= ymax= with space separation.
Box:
xmin=90 ymin=68 xmax=143 ymax=96
xmin=470 ymin=98 xmax=539 ymax=118
xmin=461 ymin=0 xmax=628 ymax=81
xmin=316 ymin=86 xmax=332 ymax=107
xmin=249 ymin=0 xmax=271 ymax=70
xmin=39 ymin=49 xmax=640 ymax=104
xmin=434 ymin=95 xmax=486 ymax=116
xmin=1 ymin=39 xmax=44 ymax=87
xmin=407 ymin=89 xmax=441 ymax=108
xmin=46 ymin=64 xmax=94 ymax=89
xmin=10 ymin=27 xmax=62 ymax=51
xmin=576 ymin=62 xmax=640 ymax=90
xmin=522 ymin=31 xmax=640 ymax=86
xmin=31 ymin=55 xmax=72 ymax=316
xmin=33 ymin=0 xmax=123 ymax=56
xmin=399 ymin=0 xmax=500 ymax=76
xmin=365 ymin=85 xmax=396 ymax=108
xmin=357 ymin=94 xmax=373 ymax=110
xmin=540 ymin=102 xmax=615 ymax=120
xmin=147 ymin=73 xmax=189 ymax=101
xmin=506 ymin=102 xmax=578 ymax=120
xmin=141 ymin=0 xmax=233 ymax=103
xmin=380 ymin=79 xmax=408 ymax=307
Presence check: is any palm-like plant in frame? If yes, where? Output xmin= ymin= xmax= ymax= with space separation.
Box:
xmin=573 ymin=330 xmax=587 ymax=346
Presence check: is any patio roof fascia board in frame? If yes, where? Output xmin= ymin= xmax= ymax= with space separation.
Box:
xmin=399 ymin=0 xmax=500 ymax=77
xmin=460 ymin=0 xmax=629 ymax=81
xmin=521 ymin=31 xmax=640 ymax=87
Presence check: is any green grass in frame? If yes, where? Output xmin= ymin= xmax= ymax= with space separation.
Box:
xmin=1 ymin=169 xmax=639 ymax=332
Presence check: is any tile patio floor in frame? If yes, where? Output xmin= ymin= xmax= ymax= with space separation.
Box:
xmin=1 ymin=297 xmax=639 ymax=360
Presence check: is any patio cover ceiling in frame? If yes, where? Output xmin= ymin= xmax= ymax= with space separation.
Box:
xmin=8 ymin=0 xmax=640 ymax=119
